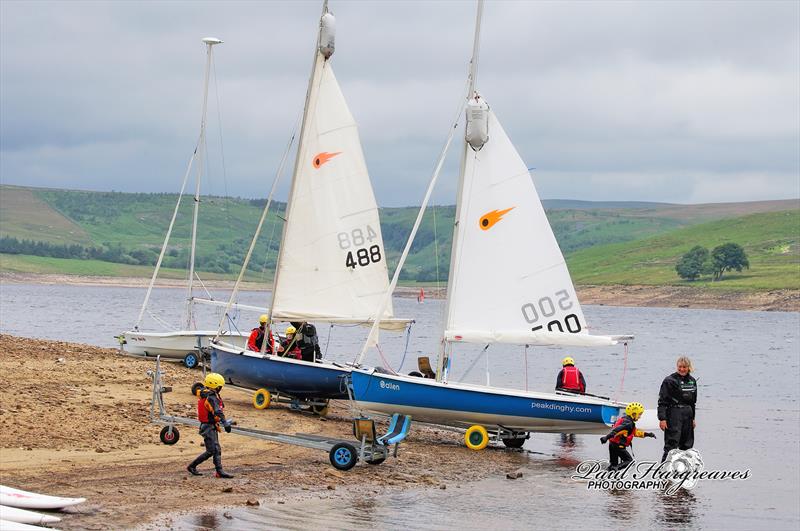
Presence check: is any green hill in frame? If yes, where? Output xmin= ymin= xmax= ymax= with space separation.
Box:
xmin=567 ymin=210 xmax=800 ymax=290
xmin=1 ymin=185 xmax=797 ymax=290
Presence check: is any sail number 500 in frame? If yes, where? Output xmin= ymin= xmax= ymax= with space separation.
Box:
xmin=521 ymin=290 xmax=582 ymax=333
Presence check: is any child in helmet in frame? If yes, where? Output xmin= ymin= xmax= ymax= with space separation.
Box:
xmin=187 ymin=372 xmax=234 ymax=478
xmin=281 ymin=325 xmax=302 ymax=360
xmin=600 ymin=402 xmax=657 ymax=471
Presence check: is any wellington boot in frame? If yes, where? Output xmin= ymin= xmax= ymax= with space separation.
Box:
xmin=187 ymin=465 xmax=202 ymax=476
xmin=215 ymin=469 xmax=234 ymax=479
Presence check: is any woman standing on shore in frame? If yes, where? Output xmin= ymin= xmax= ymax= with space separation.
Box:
xmin=657 ymin=356 xmax=698 ymax=461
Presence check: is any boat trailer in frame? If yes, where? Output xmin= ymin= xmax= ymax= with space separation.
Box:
xmin=148 ymin=357 xmax=412 ymax=470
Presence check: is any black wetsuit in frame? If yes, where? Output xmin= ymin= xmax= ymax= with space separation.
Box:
xmin=657 ymin=371 xmax=697 ymax=461
xmin=189 ymin=389 xmax=228 ymax=473
xmin=292 ymin=322 xmax=322 ymax=363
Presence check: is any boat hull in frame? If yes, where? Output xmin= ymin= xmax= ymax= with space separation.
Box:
xmin=210 ymin=343 xmax=350 ymax=400
xmin=119 ymin=330 xmax=248 ymax=360
xmin=350 ymin=369 xmax=626 ymax=434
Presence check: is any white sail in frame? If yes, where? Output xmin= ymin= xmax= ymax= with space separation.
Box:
xmin=270 ymin=53 xmax=399 ymax=328
xmin=444 ymin=104 xmax=611 ymax=346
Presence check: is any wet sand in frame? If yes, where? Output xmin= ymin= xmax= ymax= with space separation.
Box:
xmin=0 ymin=334 xmax=529 ymax=530
xmin=2 ymin=272 xmax=798 ymax=311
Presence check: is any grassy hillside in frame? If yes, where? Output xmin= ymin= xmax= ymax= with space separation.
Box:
xmin=568 ymin=210 xmax=800 ymax=290
xmin=1 ymin=185 xmax=797 ymax=290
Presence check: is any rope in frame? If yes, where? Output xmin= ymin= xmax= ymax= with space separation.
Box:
xmin=324 ymin=323 xmax=333 ymax=357
xmin=396 ymin=321 xmax=414 ymax=372
xmin=374 ymin=344 xmax=398 ymax=375
xmin=458 ymin=344 xmax=489 ymax=382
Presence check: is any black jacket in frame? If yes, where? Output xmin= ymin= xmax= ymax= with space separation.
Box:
xmin=657 ymin=372 xmax=697 ymax=420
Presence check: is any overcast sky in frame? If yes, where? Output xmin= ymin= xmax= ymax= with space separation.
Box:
xmin=1 ymin=0 xmax=798 ymax=207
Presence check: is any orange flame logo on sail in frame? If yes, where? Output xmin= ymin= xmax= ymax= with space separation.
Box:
xmin=312 ymin=151 xmax=342 ymax=169
xmin=478 ymin=207 xmax=515 ymax=231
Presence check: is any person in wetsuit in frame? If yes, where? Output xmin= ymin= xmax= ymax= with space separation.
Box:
xmin=600 ymin=402 xmax=656 ymax=470
xmin=658 ymin=356 xmax=698 ymax=462
xmin=555 ymin=356 xmax=586 ymax=394
xmin=187 ymin=373 xmax=234 ymax=478
xmin=291 ymin=321 xmax=322 ymax=363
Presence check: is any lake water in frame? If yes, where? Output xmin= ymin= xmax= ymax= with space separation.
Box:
xmin=1 ymin=282 xmax=799 ymax=529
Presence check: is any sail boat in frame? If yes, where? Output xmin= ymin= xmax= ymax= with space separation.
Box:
xmin=210 ymin=2 xmax=409 ymax=410
xmin=350 ymin=1 xmax=638 ymax=448
xmin=118 ymin=38 xmax=248 ymax=368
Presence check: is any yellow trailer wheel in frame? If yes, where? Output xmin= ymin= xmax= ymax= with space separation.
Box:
xmin=465 ymin=425 xmax=489 ymax=450
xmin=253 ymin=388 xmax=271 ymax=410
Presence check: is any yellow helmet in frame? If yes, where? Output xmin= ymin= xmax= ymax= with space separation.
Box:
xmin=204 ymin=373 xmax=225 ymax=390
xmin=258 ymin=314 xmax=269 ymax=324
xmin=285 ymin=325 xmax=296 ymax=335
xmin=625 ymin=402 xmax=645 ymax=420
xmin=562 ymin=356 xmax=575 ymax=366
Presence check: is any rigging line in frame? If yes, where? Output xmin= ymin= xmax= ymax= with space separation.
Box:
xmin=134 ymin=143 xmax=199 ymax=330
xmin=194 ymin=271 xmax=214 ymax=300
xmin=396 ymin=321 xmax=414 ymax=372
xmin=432 ymin=201 xmax=441 ymax=297
xmin=457 ymin=344 xmax=490 ymax=383
xmin=616 ymin=341 xmax=629 ymax=400
xmin=211 ymin=55 xmax=234 ymax=240
xmin=374 ymin=344 xmax=397 ymax=375
xmin=147 ymin=309 xmax=179 ymax=332
xmin=324 ymin=323 xmax=333 ymax=357
xmin=355 ymin=76 xmax=472 ymax=366
xmin=259 ymin=209 xmax=279 ymax=283
xmin=213 ymin=119 xmax=298 ymax=339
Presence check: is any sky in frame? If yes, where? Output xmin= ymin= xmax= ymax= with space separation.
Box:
xmin=1 ymin=0 xmax=798 ymax=207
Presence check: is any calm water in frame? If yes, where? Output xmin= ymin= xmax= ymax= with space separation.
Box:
xmin=1 ymin=282 xmax=799 ymax=529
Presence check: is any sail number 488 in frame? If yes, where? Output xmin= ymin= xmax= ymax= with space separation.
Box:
xmin=521 ymin=289 xmax=582 ymax=333
xmin=338 ymin=226 xmax=383 ymax=269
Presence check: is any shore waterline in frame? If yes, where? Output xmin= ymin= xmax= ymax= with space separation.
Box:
xmin=2 ymin=283 xmax=799 ymax=530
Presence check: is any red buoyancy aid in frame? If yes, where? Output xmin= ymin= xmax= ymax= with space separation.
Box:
xmin=197 ymin=393 xmax=224 ymax=424
xmin=561 ymin=366 xmax=584 ymax=392
xmin=608 ymin=416 xmax=636 ymax=447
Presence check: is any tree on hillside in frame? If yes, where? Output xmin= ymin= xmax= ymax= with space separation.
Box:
xmin=675 ymin=245 xmax=710 ymax=281
xmin=709 ymin=243 xmax=750 ymax=280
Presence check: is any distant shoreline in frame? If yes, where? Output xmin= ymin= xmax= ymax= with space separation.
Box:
xmin=2 ymin=272 xmax=798 ymax=312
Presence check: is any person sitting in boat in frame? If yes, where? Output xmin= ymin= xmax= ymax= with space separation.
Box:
xmin=187 ymin=372 xmax=234 ymax=478
xmin=291 ymin=321 xmax=322 ymax=363
xmin=247 ymin=314 xmax=282 ymax=354
xmin=280 ymin=325 xmax=302 ymax=360
xmin=600 ymin=402 xmax=656 ymax=471
xmin=555 ymin=356 xmax=586 ymax=394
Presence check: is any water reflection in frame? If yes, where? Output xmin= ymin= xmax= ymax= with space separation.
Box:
xmin=654 ymin=489 xmax=697 ymax=527
xmin=605 ymin=489 xmax=639 ymax=523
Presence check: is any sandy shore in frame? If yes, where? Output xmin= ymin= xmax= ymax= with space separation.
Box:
xmin=2 ymin=272 xmax=798 ymax=311
xmin=0 ymin=334 xmax=531 ymax=530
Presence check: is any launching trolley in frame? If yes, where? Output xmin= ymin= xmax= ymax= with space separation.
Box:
xmin=148 ymin=357 xmax=411 ymax=470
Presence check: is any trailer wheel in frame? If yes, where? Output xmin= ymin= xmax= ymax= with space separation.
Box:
xmin=329 ymin=442 xmax=358 ymax=471
xmin=465 ymin=425 xmax=489 ymax=451
xmin=191 ymin=382 xmax=203 ymax=397
xmin=253 ymin=388 xmax=271 ymax=410
xmin=160 ymin=426 xmax=180 ymax=445
xmin=366 ymin=456 xmax=386 ymax=465
xmin=183 ymin=352 xmax=199 ymax=369
xmin=502 ymin=437 xmax=527 ymax=449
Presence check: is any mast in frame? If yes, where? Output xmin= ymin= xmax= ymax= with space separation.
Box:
xmin=266 ymin=0 xmax=331 ymax=338
xmin=185 ymin=37 xmax=222 ymax=329
xmin=437 ymin=0 xmax=484 ymax=382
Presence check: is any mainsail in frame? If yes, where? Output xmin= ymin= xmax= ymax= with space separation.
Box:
xmin=269 ymin=20 xmax=402 ymax=330
xmin=442 ymin=104 xmax=616 ymax=346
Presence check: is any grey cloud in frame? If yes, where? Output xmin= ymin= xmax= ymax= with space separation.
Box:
xmin=1 ymin=0 xmax=797 ymax=207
